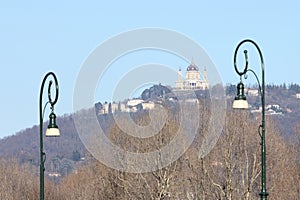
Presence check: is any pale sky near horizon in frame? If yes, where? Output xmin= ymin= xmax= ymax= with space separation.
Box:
xmin=0 ymin=1 xmax=299 ymax=138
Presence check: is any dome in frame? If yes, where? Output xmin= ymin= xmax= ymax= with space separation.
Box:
xmin=186 ymin=63 xmax=199 ymax=71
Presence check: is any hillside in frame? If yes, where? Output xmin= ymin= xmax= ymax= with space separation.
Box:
xmin=0 ymin=114 xmax=86 ymax=178
xmin=227 ymin=83 xmax=300 ymax=136
xmin=0 ymin=86 xmax=299 ymax=199
xmin=0 ymin=83 xmax=300 ymax=179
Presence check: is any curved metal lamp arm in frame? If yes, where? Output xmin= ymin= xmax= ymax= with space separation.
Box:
xmin=234 ymin=39 xmax=265 ymax=77
xmin=39 ymin=72 xmax=59 ymax=200
xmin=233 ymin=39 xmax=268 ymax=199
xmin=47 ymin=73 xmax=59 ymax=108
xmin=234 ymin=48 xmax=248 ymax=76
xmin=40 ymin=72 xmax=59 ymax=119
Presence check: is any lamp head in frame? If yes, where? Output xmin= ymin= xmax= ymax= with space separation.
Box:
xmin=46 ymin=112 xmax=60 ymax=137
xmin=232 ymin=82 xmax=249 ymax=109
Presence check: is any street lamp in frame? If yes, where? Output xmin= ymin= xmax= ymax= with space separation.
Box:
xmin=232 ymin=39 xmax=268 ymax=199
xmin=39 ymin=72 xmax=60 ymax=200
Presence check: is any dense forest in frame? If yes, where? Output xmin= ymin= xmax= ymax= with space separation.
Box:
xmin=0 ymin=84 xmax=300 ymax=199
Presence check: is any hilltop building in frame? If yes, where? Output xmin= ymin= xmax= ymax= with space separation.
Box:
xmin=175 ymin=60 xmax=209 ymax=90
xmin=97 ymin=60 xmax=209 ymax=116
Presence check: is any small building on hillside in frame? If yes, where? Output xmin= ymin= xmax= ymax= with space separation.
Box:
xmin=248 ymin=89 xmax=259 ymax=96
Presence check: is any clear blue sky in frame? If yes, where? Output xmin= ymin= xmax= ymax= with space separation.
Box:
xmin=0 ymin=1 xmax=299 ymax=138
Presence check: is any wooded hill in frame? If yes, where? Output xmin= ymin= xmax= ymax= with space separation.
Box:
xmin=0 ymin=83 xmax=299 ymax=199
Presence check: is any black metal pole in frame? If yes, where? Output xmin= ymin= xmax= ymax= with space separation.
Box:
xmin=233 ymin=39 xmax=268 ymax=199
xmin=39 ymin=72 xmax=59 ymax=200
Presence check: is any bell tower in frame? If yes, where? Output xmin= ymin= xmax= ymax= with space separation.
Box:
xmin=203 ymin=67 xmax=208 ymax=82
xmin=175 ymin=67 xmax=184 ymax=89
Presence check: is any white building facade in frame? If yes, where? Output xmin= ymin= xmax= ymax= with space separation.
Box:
xmin=175 ymin=60 xmax=209 ymax=90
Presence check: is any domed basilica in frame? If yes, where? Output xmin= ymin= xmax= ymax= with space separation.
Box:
xmin=175 ymin=60 xmax=209 ymax=90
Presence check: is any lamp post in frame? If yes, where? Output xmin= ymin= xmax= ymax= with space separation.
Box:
xmin=39 ymin=72 xmax=60 ymax=200
xmin=232 ymin=39 xmax=268 ymax=199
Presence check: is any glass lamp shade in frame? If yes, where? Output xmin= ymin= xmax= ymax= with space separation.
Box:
xmin=232 ymin=82 xmax=249 ymax=109
xmin=46 ymin=112 xmax=60 ymax=137
xmin=46 ymin=127 xmax=60 ymax=137
xmin=232 ymin=99 xmax=249 ymax=109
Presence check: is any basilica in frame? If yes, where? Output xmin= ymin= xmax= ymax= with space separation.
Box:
xmin=175 ymin=60 xmax=209 ymax=90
